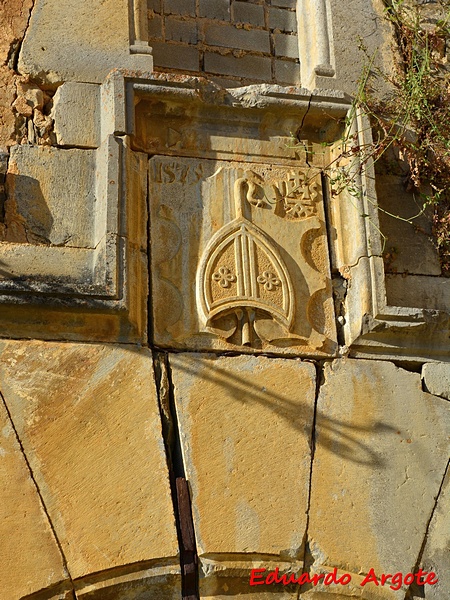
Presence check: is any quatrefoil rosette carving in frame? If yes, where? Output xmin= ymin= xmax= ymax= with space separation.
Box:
xmin=196 ymin=177 xmax=295 ymax=346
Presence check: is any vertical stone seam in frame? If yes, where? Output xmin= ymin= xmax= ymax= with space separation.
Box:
xmin=298 ymin=360 xmax=321 ymax=598
xmin=0 ymin=390 xmax=77 ymax=598
xmin=0 ymin=151 xmax=9 ymax=223
xmin=152 ymin=352 xmax=200 ymax=600
xmin=145 ymin=153 xmax=154 ymax=344
xmin=266 ymin=1 xmax=275 ymax=82
xmin=320 ymin=168 xmax=348 ymax=347
xmin=404 ymin=457 xmax=450 ymax=600
xmin=195 ymin=0 xmax=204 ymax=72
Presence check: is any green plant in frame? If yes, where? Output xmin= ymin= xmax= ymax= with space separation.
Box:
xmin=300 ymin=0 xmax=450 ymax=272
xmin=286 ymin=1 xmax=450 ymax=272
xmin=351 ymin=0 xmax=450 ymax=273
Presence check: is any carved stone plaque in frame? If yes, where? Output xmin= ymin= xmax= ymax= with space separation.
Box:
xmin=149 ymin=157 xmax=337 ymax=355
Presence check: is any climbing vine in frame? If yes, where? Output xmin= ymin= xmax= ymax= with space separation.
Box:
xmin=349 ymin=0 xmax=450 ymax=273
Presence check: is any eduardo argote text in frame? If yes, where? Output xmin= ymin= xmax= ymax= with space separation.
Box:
xmin=250 ymin=567 xmax=438 ymax=591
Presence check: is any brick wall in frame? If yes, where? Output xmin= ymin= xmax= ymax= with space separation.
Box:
xmin=148 ymin=0 xmax=300 ymax=86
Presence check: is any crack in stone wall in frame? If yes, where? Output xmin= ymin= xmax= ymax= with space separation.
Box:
xmin=404 ymin=458 xmax=450 ymax=600
xmin=153 ymin=351 xmax=200 ymax=600
xmin=298 ymin=360 xmax=321 ymax=597
xmin=0 ymin=388 xmax=76 ymax=599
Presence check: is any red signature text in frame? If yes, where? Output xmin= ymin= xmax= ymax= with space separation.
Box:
xmin=250 ymin=567 xmax=439 ymax=591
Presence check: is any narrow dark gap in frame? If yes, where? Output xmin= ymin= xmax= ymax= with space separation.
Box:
xmin=152 ymin=352 xmax=199 ymax=600
xmin=331 ymin=274 xmax=347 ymax=348
xmin=404 ymin=458 xmax=449 ymax=600
xmin=320 ymin=170 xmax=335 ymax=270
xmin=6 ymin=39 xmax=21 ymax=70
xmin=320 ymin=169 xmax=348 ymax=347
xmin=0 ymin=151 xmax=8 ymax=223
xmin=391 ymin=360 xmax=424 ymax=375
xmin=10 ymin=0 xmax=35 ymax=73
xmin=298 ymin=360 xmax=322 ymax=597
xmin=151 ymin=343 xmax=334 ymax=362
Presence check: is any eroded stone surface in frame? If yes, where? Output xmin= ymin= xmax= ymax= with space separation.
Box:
xmin=310 ymin=0 xmax=395 ymax=96
xmin=422 ymin=362 xmax=450 ymax=401
xmin=52 ymin=82 xmax=101 ymax=148
xmin=385 ymin=274 xmax=450 ymax=312
xmin=0 ymin=392 xmax=67 ymax=598
xmin=170 ymin=353 xmax=316 ymax=593
xmin=0 ymin=0 xmax=34 ymax=147
xmin=307 ymin=359 xmax=450 ymax=598
xmin=5 ymin=145 xmax=96 ymax=246
xmin=18 ymin=0 xmax=152 ymax=84
xmin=0 ymin=138 xmax=147 ymax=344
xmin=150 ymin=157 xmax=336 ymax=355
xmin=376 ymin=175 xmax=441 ymax=276
xmin=0 ymin=341 xmax=179 ymax=583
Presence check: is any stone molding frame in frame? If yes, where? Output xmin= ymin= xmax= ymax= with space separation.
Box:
xmin=329 ymin=110 xmax=450 ymax=363
xmin=0 ymin=73 xmax=148 ymax=343
xmin=131 ymin=74 xmax=349 ymax=355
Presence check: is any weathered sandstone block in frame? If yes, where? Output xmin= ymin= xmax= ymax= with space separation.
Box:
xmin=422 ymin=362 xmax=450 ymax=401
xmin=170 ymin=353 xmax=316 ymax=594
xmin=18 ymin=0 xmax=152 ymax=85
xmin=0 ymin=341 xmax=180 ymax=597
xmin=6 ymin=145 xmax=96 ymax=246
xmin=306 ymin=359 xmax=450 ymax=598
xmin=419 ymin=467 xmax=450 ymax=600
xmin=52 ymin=82 xmax=101 ymax=148
xmin=0 ymin=395 xmax=67 ymax=599
xmin=150 ymin=158 xmax=336 ymax=355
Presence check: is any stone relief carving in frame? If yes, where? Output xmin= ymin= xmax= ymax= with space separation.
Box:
xmin=234 ymin=170 xmax=320 ymax=220
xmin=197 ymin=175 xmax=295 ymax=346
xmin=149 ymin=157 xmax=337 ymax=355
xmin=267 ymin=170 xmax=320 ymax=220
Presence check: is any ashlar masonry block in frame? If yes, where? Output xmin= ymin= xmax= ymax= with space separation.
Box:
xmin=306 ymin=359 xmax=450 ymax=598
xmin=0 ymin=72 xmax=148 ymax=343
xmin=170 ymin=353 xmax=316 ymax=595
xmin=51 ymin=82 xmax=101 ymax=148
xmin=150 ymin=158 xmax=335 ymax=355
xmin=18 ymin=0 xmax=153 ymax=85
xmin=0 ymin=341 xmax=181 ymax=598
xmin=0 ymin=396 xmax=68 ymax=599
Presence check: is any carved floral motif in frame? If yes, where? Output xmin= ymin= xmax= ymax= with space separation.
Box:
xmin=235 ymin=169 xmax=320 ymax=220
xmin=150 ymin=156 xmax=334 ymax=353
xmin=212 ymin=267 xmax=236 ymax=288
xmin=257 ymin=271 xmax=281 ymax=291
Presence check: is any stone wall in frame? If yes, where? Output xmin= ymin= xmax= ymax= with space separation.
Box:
xmin=148 ymin=0 xmax=300 ymax=85
xmin=0 ymin=1 xmax=449 ymax=600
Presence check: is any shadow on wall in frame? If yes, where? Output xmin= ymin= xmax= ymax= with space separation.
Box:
xmin=2 ymin=174 xmax=53 ymax=245
xmin=172 ymin=359 xmax=396 ymax=468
